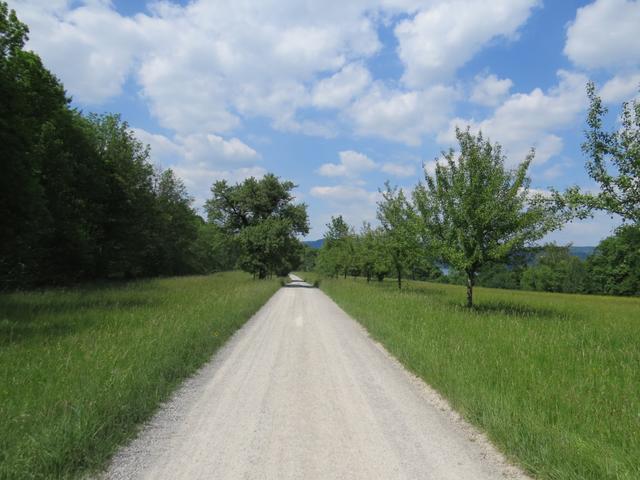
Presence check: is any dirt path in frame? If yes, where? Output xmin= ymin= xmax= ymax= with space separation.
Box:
xmin=101 ymin=276 xmax=529 ymax=479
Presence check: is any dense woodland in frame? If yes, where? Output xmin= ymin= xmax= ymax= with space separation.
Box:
xmin=0 ymin=4 xmax=306 ymax=288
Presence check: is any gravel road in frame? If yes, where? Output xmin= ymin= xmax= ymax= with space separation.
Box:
xmin=100 ymin=275 xmax=529 ymax=480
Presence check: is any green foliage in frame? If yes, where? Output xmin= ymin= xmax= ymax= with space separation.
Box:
xmin=316 ymin=215 xmax=355 ymax=278
xmin=0 ymin=4 xmax=227 ymax=288
xmin=414 ymin=127 xmax=564 ymax=306
xmin=318 ymin=276 xmax=640 ymax=480
xmin=205 ymin=174 xmax=308 ymax=278
xmin=377 ymin=183 xmax=420 ymax=289
xmin=356 ymin=222 xmax=391 ymax=282
xmin=475 ymin=262 xmax=521 ymax=290
xmin=299 ymin=245 xmax=318 ymax=271
xmin=0 ymin=272 xmax=280 ymax=479
xmin=579 ymin=82 xmax=640 ymax=223
xmin=585 ymin=225 xmax=640 ymax=296
xmin=521 ymin=244 xmax=587 ymax=293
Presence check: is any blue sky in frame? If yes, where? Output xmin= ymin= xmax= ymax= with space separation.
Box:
xmin=10 ymin=0 xmax=640 ymax=243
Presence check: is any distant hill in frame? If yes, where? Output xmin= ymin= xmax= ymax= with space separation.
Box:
xmin=303 ymin=239 xmax=324 ymax=249
xmin=568 ymin=246 xmax=596 ymax=260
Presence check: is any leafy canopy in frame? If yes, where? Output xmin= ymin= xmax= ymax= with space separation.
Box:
xmin=377 ymin=182 xmax=420 ymax=289
xmin=414 ymin=127 xmax=563 ymax=306
xmin=205 ymin=174 xmax=308 ymax=278
xmin=581 ymin=81 xmax=640 ymax=224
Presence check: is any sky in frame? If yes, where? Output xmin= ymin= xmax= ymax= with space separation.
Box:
xmin=9 ymin=0 xmax=640 ymax=243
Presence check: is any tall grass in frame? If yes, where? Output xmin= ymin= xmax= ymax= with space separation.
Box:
xmin=0 ymin=272 xmax=279 ymax=479
xmin=304 ymin=274 xmax=640 ymax=480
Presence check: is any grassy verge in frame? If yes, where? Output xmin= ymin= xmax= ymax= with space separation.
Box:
xmin=0 ymin=272 xmax=279 ymax=479
xmin=300 ymin=274 xmax=640 ymax=480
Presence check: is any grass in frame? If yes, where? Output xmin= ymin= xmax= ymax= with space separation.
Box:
xmin=297 ymin=273 xmax=640 ymax=480
xmin=0 ymin=272 xmax=280 ymax=480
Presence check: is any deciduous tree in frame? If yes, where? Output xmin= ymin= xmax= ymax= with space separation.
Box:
xmin=414 ymin=128 xmax=564 ymax=307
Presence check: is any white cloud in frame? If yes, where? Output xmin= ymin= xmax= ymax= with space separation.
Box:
xmin=565 ymin=0 xmax=640 ymax=70
xmin=310 ymin=185 xmax=378 ymax=203
xmin=130 ymin=127 xmax=264 ymax=210
xmin=309 ymin=185 xmax=380 ymax=236
xmin=395 ymin=0 xmax=539 ymax=87
xmin=381 ymin=162 xmax=416 ymax=177
xmin=600 ymin=72 xmax=640 ymax=104
xmin=317 ymin=150 xmax=377 ymax=177
xmin=544 ymin=211 xmax=622 ymax=245
xmin=179 ymin=134 xmax=260 ymax=165
xmin=14 ymin=0 xmax=141 ymax=104
xmin=312 ymin=63 xmax=372 ymax=109
xmin=131 ymin=128 xmax=183 ymax=165
xmin=11 ymin=0 xmax=387 ymax=134
xmin=349 ymin=83 xmax=458 ymax=145
xmin=133 ymin=128 xmax=259 ymax=167
xmin=439 ymin=70 xmax=589 ymax=165
xmin=470 ymin=73 xmax=513 ymax=107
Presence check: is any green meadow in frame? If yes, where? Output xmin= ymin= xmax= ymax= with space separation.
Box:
xmin=301 ymin=273 xmax=640 ymax=480
xmin=0 ymin=273 xmax=279 ymax=479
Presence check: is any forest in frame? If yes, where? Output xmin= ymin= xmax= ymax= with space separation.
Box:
xmin=0 ymin=3 xmax=307 ymax=288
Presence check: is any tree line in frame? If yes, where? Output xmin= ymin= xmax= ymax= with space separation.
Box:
xmin=315 ymin=83 xmax=639 ymax=305
xmin=0 ymin=4 xmax=307 ymax=288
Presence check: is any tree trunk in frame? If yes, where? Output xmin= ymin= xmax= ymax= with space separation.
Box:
xmin=397 ymin=268 xmax=402 ymax=290
xmin=466 ymin=273 xmax=474 ymax=307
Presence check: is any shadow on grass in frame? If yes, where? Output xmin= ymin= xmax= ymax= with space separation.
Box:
xmin=462 ymin=301 xmax=563 ymax=320
xmin=0 ymin=297 xmax=154 ymax=346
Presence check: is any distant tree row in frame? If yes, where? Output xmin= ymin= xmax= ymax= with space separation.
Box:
xmin=315 ymin=83 xmax=639 ymax=304
xmin=1 ymin=4 xmax=307 ymax=288
xmin=442 ymin=235 xmax=639 ymax=297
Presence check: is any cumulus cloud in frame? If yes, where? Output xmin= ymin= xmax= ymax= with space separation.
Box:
xmin=395 ymin=0 xmax=540 ymax=87
xmin=349 ymin=83 xmax=458 ymax=145
xmin=309 ymin=185 xmax=380 ymax=236
xmin=470 ymin=73 xmax=513 ymax=107
xmin=599 ymin=72 xmax=640 ymax=104
xmin=381 ymin=162 xmax=416 ymax=177
xmin=13 ymin=0 xmax=141 ymax=104
xmin=317 ymin=150 xmax=418 ymax=179
xmin=12 ymin=0 xmax=386 ymax=134
xmin=133 ymin=129 xmax=259 ymax=167
xmin=12 ymin=0 xmax=544 ymax=144
xmin=131 ymin=127 xmax=262 ymax=209
xmin=565 ymin=0 xmax=640 ymax=70
xmin=312 ymin=63 xmax=372 ymax=109
xmin=310 ymin=185 xmax=378 ymax=203
xmin=317 ymin=150 xmax=377 ymax=177
xmin=439 ymin=70 xmax=589 ymax=165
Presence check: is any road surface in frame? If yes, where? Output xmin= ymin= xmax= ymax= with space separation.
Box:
xmin=101 ymin=275 xmax=528 ymax=480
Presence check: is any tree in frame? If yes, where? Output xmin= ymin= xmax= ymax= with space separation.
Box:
xmin=204 ymin=174 xmax=308 ymax=278
xmin=0 ymin=3 xmax=237 ymax=287
xmin=584 ymin=225 xmax=640 ymax=296
xmin=520 ymin=244 xmax=586 ymax=293
xmin=316 ymin=215 xmax=355 ymax=278
xmin=413 ymin=127 xmax=564 ymax=307
xmin=574 ymin=82 xmax=640 ymax=224
xmin=377 ymin=183 xmax=420 ymax=289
